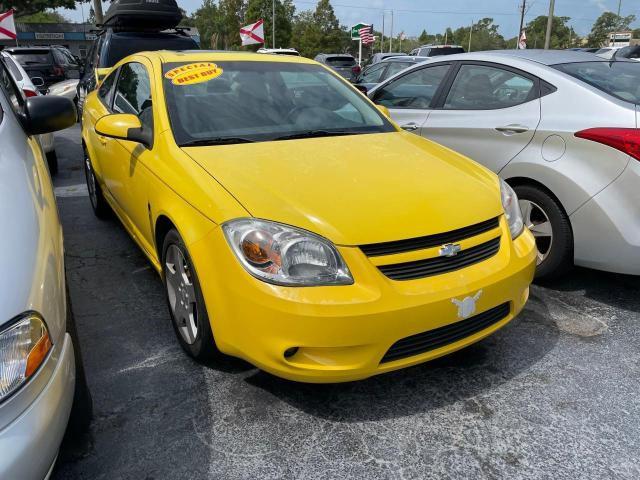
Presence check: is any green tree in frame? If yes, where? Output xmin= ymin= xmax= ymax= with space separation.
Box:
xmin=0 ymin=0 xmax=77 ymax=18
xmin=178 ymin=8 xmax=196 ymax=27
xmin=19 ymin=10 xmax=68 ymax=22
xmin=418 ymin=29 xmax=429 ymax=44
xmin=587 ymin=11 xmax=636 ymax=47
xmin=523 ymin=15 xmax=577 ymax=49
xmin=291 ymin=0 xmax=348 ymax=57
xmin=452 ymin=18 xmax=506 ymax=52
xmin=245 ymin=0 xmax=294 ymax=49
xmin=193 ymin=0 xmax=222 ymax=49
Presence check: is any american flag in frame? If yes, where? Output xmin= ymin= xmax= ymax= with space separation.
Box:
xmin=359 ymin=25 xmax=374 ymax=45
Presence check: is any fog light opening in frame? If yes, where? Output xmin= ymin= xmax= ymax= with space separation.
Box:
xmin=283 ymin=347 xmax=299 ymax=359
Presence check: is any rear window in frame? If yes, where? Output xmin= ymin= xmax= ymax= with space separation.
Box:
xmin=554 ymin=61 xmax=640 ymax=104
xmin=103 ymin=35 xmax=199 ymax=67
xmin=10 ymin=50 xmax=52 ymax=66
xmin=428 ymin=47 xmax=465 ymax=57
xmin=326 ymin=57 xmax=356 ymax=67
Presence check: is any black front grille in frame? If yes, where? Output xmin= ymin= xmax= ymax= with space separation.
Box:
xmin=378 ymin=237 xmax=500 ymax=281
xmin=360 ymin=217 xmax=500 ymax=257
xmin=381 ymin=302 xmax=511 ymax=364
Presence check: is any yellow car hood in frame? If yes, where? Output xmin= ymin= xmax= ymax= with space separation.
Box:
xmin=183 ymin=132 xmax=503 ymax=246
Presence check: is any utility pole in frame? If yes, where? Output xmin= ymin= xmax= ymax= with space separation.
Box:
xmin=389 ymin=10 xmax=394 ymax=52
xmin=468 ymin=20 xmax=473 ymax=52
xmin=272 ymin=0 xmax=276 ymax=48
xmin=544 ymin=0 xmax=555 ymax=50
xmin=381 ymin=13 xmax=385 ymax=55
xmin=93 ymin=0 xmax=104 ymax=24
xmin=516 ymin=0 xmax=526 ymax=49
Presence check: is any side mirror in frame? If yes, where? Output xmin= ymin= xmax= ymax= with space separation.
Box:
xmin=353 ymin=84 xmax=368 ymax=95
xmin=95 ymin=114 xmax=152 ymax=148
xmin=376 ymin=104 xmax=391 ymax=118
xmin=22 ymin=96 xmax=77 ymax=135
xmin=31 ymin=76 xmax=45 ymax=88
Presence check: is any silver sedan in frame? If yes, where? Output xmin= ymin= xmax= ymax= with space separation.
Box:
xmin=0 ymin=56 xmax=90 ymax=478
xmin=369 ymin=50 xmax=640 ymax=279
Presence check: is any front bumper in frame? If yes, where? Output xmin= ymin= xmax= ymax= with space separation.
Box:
xmin=0 ymin=334 xmax=75 ymax=479
xmin=571 ymin=159 xmax=640 ymax=275
xmin=191 ymin=220 xmax=537 ymax=383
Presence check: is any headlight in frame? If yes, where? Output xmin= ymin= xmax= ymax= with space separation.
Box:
xmin=500 ymin=179 xmax=524 ymax=239
xmin=223 ymin=219 xmax=353 ymax=286
xmin=0 ymin=313 xmax=52 ymax=402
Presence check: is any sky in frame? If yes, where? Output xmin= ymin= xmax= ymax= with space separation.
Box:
xmin=61 ymin=0 xmax=640 ymax=38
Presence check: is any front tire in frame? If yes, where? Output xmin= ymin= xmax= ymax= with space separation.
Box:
xmin=515 ymin=184 xmax=573 ymax=281
xmin=161 ymin=229 xmax=220 ymax=362
xmin=83 ymin=148 xmax=110 ymax=218
xmin=46 ymin=151 xmax=58 ymax=176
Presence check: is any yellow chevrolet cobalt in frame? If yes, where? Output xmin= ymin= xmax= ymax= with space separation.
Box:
xmin=82 ymin=51 xmax=536 ymax=382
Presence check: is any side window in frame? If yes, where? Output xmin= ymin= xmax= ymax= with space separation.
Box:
xmin=383 ymin=62 xmax=411 ymax=80
xmin=443 ymin=64 xmax=536 ymax=110
xmin=0 ymin=61 xmax=24 ymax=116
xmin=113 ymin=62 xmax=153 ymax=130
xmin=98 ymin=68 xmax=118 ymax=108
xmin=374 ymin=64 xmax=450 ymax=109
xmin=53 ymin=50 xmax=67 ymax=66
xmin=360 ymin=63 xmax=386 ymax=83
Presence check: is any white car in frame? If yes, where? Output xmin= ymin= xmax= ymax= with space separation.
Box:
xmin=370 ymin=50 xmax=640 ymax=279
xmin=1 ymin=51 xmax=59 ymax=174
xmin=594 ymin=46 xmax=623 ymax=59
xmin=257 ymin=47 xmax=300 ymax=56
xmin=48 ymin=78 xmax=80 ymax=103
xmin=0 ymin=54 xmax=91 ymax=479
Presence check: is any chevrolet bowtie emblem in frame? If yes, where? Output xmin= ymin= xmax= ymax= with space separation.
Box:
xmin=439 ymin=243 xmax=462 ymax=257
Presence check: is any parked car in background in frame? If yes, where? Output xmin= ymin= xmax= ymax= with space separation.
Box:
xmin=595 ymin=46 xmax=623 ymax=59
xmin=77 ymin=28 xmax=199 ymax=114
xmin=365 ymin=52 xmax=408 ymax=66
xmin=410 ymin=44 xmax=465 ymax=57
xmin=354 ymin=56 xmax=429 ymax=92
xmin=49 ymin=78 xmax=80 ymax=104
xmin=1 ymin=51 xmax=59 ymax=174
xmin=613 ymin=45 xmax=640 ymax=61
xmin=5 ymin=46 xmax=81 ymax=93
xmin=370 ymin=50 xmax=640 ymax=278
xmin=81 ymin=50 xmax=536 ymax=383
xmin=257 ymin=48 xmax=300 ymax=56
xmin=567 ymin=47 xmax=600 ymax=53
xmin=0 ymin=55 xmax=91 ymax=480
xmin=314 ymin=53 xmax=360 ymax=79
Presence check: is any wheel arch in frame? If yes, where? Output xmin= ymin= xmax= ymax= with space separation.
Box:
xmin=154 ymin=214 xmax=177 ymax=264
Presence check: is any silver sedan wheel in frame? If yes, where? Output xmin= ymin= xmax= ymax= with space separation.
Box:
xmin=84 ymin=154 xmax=98 ymax=209
xmin=519 ymin=199 xmax=553 ymax=265
xmin=165 ymin=245 xmax=199 ymax=345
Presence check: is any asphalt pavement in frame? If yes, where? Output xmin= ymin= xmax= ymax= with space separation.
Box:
xmin=51 ymin=125 xmax=640 ymax=480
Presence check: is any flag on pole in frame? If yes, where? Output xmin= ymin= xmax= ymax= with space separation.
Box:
xmin=359 ymin=25 xmax=375 ymax=46
xmin=0 ymin=9 xmax=17 ymax=41
xmin=518 ymin=30 xmax=527 ymax=49
xmin=240 ymin=19 xmax=265 ymax=46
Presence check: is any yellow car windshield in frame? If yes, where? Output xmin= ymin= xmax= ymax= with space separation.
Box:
xmin=163 ymin=61 xmax=394 ymax=146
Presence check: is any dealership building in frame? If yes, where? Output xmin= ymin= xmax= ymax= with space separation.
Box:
xmin=0 ymin=23 xmax=200 ymax=59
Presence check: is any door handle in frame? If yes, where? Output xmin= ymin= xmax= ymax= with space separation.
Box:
xmin=401 ymin=123 xmax=419 ymax=131
xmin=495 ymin=125 xmax=529 ymax=134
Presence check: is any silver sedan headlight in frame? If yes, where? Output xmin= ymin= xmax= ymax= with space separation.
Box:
xmin=223 ymin=219 xmax=353 ymax=286
xmin=0 ymin=312 xmax=52 ymax=402
xmin=500 ymin=179 xmax=524 ymax=239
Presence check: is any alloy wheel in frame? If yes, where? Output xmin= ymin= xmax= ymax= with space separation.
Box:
xmin=84 ymin=154 xmax=98 ymax=210
xmin=165 ymin=244 xmax=199 ymax=345
xmin=519 ymin=199 xmax=553 ymax=265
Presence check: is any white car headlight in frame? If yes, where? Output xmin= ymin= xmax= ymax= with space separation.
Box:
xmin=500 ymin=179 xmax=524 ymax=239
xmin=0 ymin=312 xmax=52 ymax=402
xmin=223 ymin=219 xmax=353 ymax=286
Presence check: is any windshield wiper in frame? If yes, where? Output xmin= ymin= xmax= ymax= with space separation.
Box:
xmin=274 ymin=130 xmax=362 ymax=141
xmin=179 ymin=137 xmax=255 ymax=147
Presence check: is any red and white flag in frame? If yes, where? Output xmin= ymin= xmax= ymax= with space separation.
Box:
xmin=0 ymin=9 xmax=16 ymax=41
xmin=518 ymin=30 xmax=527 ymax=49
xmin=359 ymin=25 xmax=374 ymax=46
xmin=240 ymin=19 xmax=264 ymax=46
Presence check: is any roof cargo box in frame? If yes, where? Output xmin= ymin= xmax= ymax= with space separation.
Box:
xmin=103 ymin=0 xmax=183 ymax=30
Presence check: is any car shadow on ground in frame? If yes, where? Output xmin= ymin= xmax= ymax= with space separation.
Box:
xmin=240 ymin=289 xmax=559 ymax=422
xmin=538 ymin=267 xmax=640 ymax=314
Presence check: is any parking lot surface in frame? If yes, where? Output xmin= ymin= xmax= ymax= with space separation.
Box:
xmin=52 ymin=125 xmax=640 ymax=480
